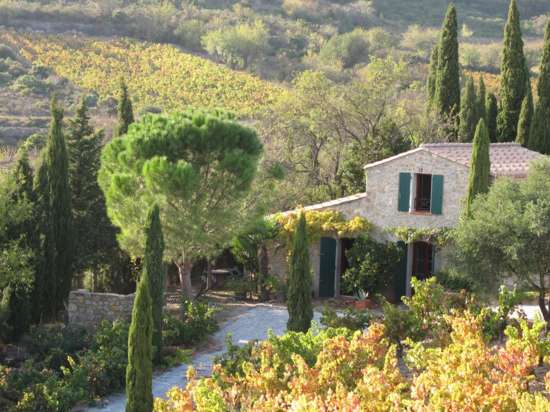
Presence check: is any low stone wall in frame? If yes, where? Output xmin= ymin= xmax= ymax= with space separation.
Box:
xmin=68 ymin=290 xmax=135 ymax=327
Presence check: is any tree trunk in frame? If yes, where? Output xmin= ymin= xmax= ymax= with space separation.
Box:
xmin=176 ymin=260 xmax=193 ymax=299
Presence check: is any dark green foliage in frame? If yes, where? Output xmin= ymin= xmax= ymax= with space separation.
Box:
xmin=45 ymin=97 xmax=74 ymax=316
xmin=434 ymin=4 xmax=460 ymax=121
xmin=99 ymin=109 xmax=262 ymax=298
xmin=162 ymin=300 xmax=219 ymax=346
xmin=516 ymin=87 xmax=533 ymax=146
xmin=115 ymin=78 xmax=135 ymax=137
xmin=320 ymin=306 xmax=370 ymax=331
xmin=125 ymin=275 xmax=153 ymax=412
xmin=67 ymin=98 xmax=121 ymax=277
xmin=497 ymin=0 xmax=529 ymax=142
xmin=319 ymin=29 xmax=369 ymax=68
xmin=464 ymin=119 xmax=491 ymax=216
xmin=0 ymin=282 xmax=32 ymax=342
xmin=142 ymin=204 xmax=165 ymax=364
xmin=32 ymin=98 xmax=74 ymax=319
xmin=485 ymin=92 xmax=498 ymax=142
xmin=453 ymin=158 xmax=550 ymax=323
xmin=477 ymin=77 xmax=486 ymax=123
xmin=341 ymin=234 xmax=401 ymax=296
xmin=529 ymin=21 xmax=550 ymax=154
xmin=286 ymin=212 xmax=313 ymax=333
xmin=427 ymin=45 xmax=439 ymax=108
xmin=458 ymin=77 xmax=478 ymax=142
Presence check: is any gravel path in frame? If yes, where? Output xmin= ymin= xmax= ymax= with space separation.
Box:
xmin=86 ymin=304 xmax=321 ymax=412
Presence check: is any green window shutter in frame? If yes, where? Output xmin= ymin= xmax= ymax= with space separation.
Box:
xmin=398 ymin=172 xmax=411 ymax=212
xmin=431 ymin=175 xmax=444 ymax=215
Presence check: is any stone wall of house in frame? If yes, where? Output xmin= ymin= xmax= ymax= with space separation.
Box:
xmin=363 ymin=149 xmax=469 ymax=232
xmin=68 ymin=290 xmax=134 ymax=327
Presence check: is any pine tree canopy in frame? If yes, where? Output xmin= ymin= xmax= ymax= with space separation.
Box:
xmin=465 ymin=119 xmax=491 ymax=217
xmin=286 ymin=211 xmax=313 ymax=333
xmin=459 ymin=77 xmax=478 ymax=142
xmin=434 ymin=4 xmax=460 ymax=121
xmin=497 ymin=0 xmax=529 ymax=142
xmin=529 ymin=20 xmax=550 ymax=154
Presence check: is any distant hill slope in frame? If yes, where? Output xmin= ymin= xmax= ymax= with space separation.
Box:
xmin=3 ymin=31 xmax=282 ymax=118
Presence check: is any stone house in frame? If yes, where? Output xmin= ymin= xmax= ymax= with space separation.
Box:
xmin=269 ymin=143 xmax=542 ymax=299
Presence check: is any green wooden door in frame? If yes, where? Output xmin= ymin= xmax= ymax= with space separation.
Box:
xmin=319 ymin=237 xmax=337 ymax=298
xmin=393 ymin=241 xmax=408 ymax=301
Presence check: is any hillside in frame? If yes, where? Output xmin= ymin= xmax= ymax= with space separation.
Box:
xmin=0 ymin=30 xmax=281 ymax=145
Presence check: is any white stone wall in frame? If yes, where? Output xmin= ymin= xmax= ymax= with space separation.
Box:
xmin=68 ymin=290 xmax=134 ymax=327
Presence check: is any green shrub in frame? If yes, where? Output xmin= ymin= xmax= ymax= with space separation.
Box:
xmin=435 ymin=270 xmax=474 ymax=292
xmin=11 ymin=74 xmax=51 ymax=96
xmin=174 ymin=19 xmax=205 ymax=51
xmin=319 ymin=29 xmax=369 ymax=68
xmin=320 ymin=306 xmax=370 ymax=330
xmin=341 ymin=234 xmax=401 ymax=296
xmin=224 ymin=276 xmax=255 ymax=300
xmin=162 ymin=300 xmax=218 ymax=347
xmin=382 ymin=300 xmax=421 ymax=344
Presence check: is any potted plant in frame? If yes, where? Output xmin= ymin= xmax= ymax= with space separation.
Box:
xmin=353 ymin=289 xmax=375 ymax=310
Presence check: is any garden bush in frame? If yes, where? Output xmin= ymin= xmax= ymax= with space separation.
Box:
xmin=10 ymin=74 xmax=51 ymax=96
xmin=320 ymin=306 xmax=371 ymax=331
xmin=162 ymin=300 xmax=218 ymax=347
xmin=341 ymin=234 xmax=401 ymax=296
xmin=0 ymin=44 xmax=16 ymax=60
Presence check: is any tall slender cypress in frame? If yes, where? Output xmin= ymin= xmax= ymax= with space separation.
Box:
xmin=68 ymin=98 xmax=119 ymax=276
xmin=465 ymin=119 xmax=491 ymax=216
xmin=434 ymin=4 xmax=460 ymax=122
xmin=477 ymin=77 xmax=487 ymax=122
xmin=529 ymin=20 xmax=550 ymax=154
xmin=115 ymin=78 xmax=135 ymax=137
xmin=458 ymin=77 xmax=477 ymax=142
xmin=485 ymin=92 xmax=498 ymax=142
xmin=287 ymin=212 xmax=313 ymax=333
xmin=33 ymin=158 xmax=55 ymax=319
xmin=427 ymin=45 xmax=439 ymax=108
xmin=143 ymin=204 xmax=165 ymax=364
xmin=45 ymin=98 xmax=74 ymax=314
xmin=125 ymin=273 xmax=153 ymax=412
xmin=497 ymin=0 xmax=529 ymax=142
xmin=516 ymin=85 xmax=533 ymax=146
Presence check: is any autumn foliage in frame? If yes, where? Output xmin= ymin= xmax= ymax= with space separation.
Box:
xmin=154 ymin=312 xmax=550 ymax=411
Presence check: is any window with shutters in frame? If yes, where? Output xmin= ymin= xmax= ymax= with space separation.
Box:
xmin=414 ymin=174 xmax=432 ymax=212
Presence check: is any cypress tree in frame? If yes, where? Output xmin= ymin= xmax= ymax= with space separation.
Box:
xmin=516 ymin=86 xmax=533 ymax=146
xmin=427 ymin=45 xmax=439 ymax=108
xmin=458 ymin=77 xmax=478 ymax=142
xmin=45 ymin=97 xmax=74 ymax=314
xmin=143 ymin=204 xmax=165 ymax=364
xmin=465 ymin=119 xmax=491 ymax=216
xmin=115 ymin=78 xmax=135 ymax=137
xmin=477 ymin=77 xmax=487 ymax=123
xmin=287 ymin=212 xmax=313 ymax=333
xmin=497 ymin=0 xmax=529 ymax=142
xmin=485 ymin=92 xmax=498 ymax=142
xmin=33 ymin=158 xmax=55 ymax=319
xmin=529 ymin=20 xmax=550 ymax=154
xmin=434 ymin=4 xmax=460 ymax=122
xmin=125 ymin=273 xmax=153 ymax=412
xmin=68 ymin=98 xmax=119 ymax=276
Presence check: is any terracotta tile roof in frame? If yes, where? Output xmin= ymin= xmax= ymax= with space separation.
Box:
xmin=421 ymin=143 xmax=543 ymax=178
xmin=277 ymin=192 xmax=367 ymax=216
